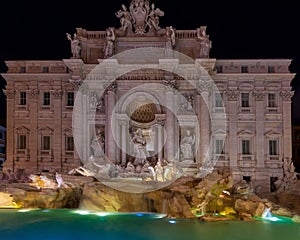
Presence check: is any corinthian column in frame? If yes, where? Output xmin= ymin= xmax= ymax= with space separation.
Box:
xmin=280 ymin=90 xmax=294 ymax=161
xmin=105 ymin=82 xmax=117 ymax=163
xmin=226 ymin=89 xmax=239 ymax=168
xmin=163 ymin=77 xmax=178 ymax=162
xmin=253 ymin=90 xmax=266 ymax=168
xmin=198 ymin=82 xmax=211 ymax=165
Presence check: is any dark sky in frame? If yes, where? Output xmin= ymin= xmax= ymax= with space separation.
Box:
xmin=0 ymin=0 xmax=300 ymax=125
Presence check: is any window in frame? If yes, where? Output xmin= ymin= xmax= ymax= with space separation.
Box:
xmin=268 ymin=66 xmax=275 ymax=73
xmin=241 ymin=93 xmax=250 ymax=107
xmin=215 ymin=139 xmax=224 ymax=154
xmin=20 ymin=66 xmax=26 ymax=73
xmin=241 ymin=66 xmax=248 ymax=73
xmin=18 ymin=135 xmax=26 ymax=149
xmin=20 ymin=92 xmax=27 ymax=105
xmin=243 ymin=176 xmax=251 ymax=182
xmin=0 ymin=145 xmax=5 ymax=154
xmin=268 ymin=93 xmax=276 ymax=108
xmin=42 ymin=136 xmax=51 ymax=150
xmin=216 ymin=65 xmax=223 ymax=73
xmin=242 ymin=140 xmax=250 ymax=154
xmin=67 ymin=92 xmax=74 ymax=107
xmin=270 ymin=177 xmax=278 ymax=192
xmin=66 ymin=136 xmax=74 ymax=151
xmin=269 ymin=140 xmax=277 ymax=155
xmin=43 ymin=92 xmax=51 ymax=106
xmin=42 ymin=66 xmax=49 ymax=73
xmin=215 ymin=93 xmax=223 ymax=107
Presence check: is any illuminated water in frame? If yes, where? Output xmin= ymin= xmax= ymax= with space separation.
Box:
xmin=0 ymin=209 xmax=299 ymax=240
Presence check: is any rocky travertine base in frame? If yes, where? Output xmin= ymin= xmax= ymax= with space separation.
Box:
xmin=0 ymin=169 xmax=300 ymax=222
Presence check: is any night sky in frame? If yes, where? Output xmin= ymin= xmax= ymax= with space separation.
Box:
xmin=0 ymin=0 xmax=299 ymax=125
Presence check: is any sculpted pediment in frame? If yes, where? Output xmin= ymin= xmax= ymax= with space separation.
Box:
xmin=265 ymin=130 xmax=282 ymax=138
xmin=238 ymin=129 xmax=255 ymax=136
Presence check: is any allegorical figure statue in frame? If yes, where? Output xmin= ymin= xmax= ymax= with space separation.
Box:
xmin=90 ymin=127 xmax=104 ymax=157
xmin=103 ymin=28 xmax=115 ymax=58
xmin=180 ymin=129 xmax=195 ymax=160
xmin=147 ymin=3 xmax=164 ymax=32
xmin=132 ymin=128 xmax=148 ymax=166
xmin=166 ymin=26 xmax=176 ymax=49
xmin=197 ymin=26 xmax=212 ymax=58
xmin=115 ymin=4 xmax=133 ymax=34
xmin=66 ymin=33 xmax=81 ymax=58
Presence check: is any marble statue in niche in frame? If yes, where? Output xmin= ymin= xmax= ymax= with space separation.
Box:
xmin=180 ymin=129 xmax=195 ymax=160
xmin=90 ymin=126 xmax=105 ymax=157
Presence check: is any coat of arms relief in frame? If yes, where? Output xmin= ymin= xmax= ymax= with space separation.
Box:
xmin=116 ymin=0 xmax=164 ymax=35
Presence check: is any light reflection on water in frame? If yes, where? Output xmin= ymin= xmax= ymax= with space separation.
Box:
xmin=0 ymin=209 xmax=299 ymax=240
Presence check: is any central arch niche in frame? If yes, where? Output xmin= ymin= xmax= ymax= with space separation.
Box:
xmin=114 ymin=89 xmax=166 ymax=167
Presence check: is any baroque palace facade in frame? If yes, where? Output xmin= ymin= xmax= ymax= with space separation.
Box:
xmin=2 ymin=0 xmax=295 ymax=191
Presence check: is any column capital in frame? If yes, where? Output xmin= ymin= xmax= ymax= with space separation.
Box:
xmin=29 ymin=89 xmax=40 ymax=99
xmin=69 ymin=79 xmax=83 ymax=91
xmin=197 ymin=81 xmax=212 ymax=93
xmin=280 ymin=90 xmax=294 ymax=102
xmin=51 ymin=90 xmax=64 ymax=99
xmin=253 ymin=90 xmax=266 ymax=101
xmin=3 ymin=88 xmax=16 ymax=99
xmin=225 ymin=90 xmax=239 ymax=101
xmin=163 ymin=75 xmax=179 ymax=90
xmin=105 ymin=81 xmax=117 ymax=93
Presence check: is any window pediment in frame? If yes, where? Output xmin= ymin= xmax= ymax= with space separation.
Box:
xmin=238 ymin=129 xmax=254 ymax=137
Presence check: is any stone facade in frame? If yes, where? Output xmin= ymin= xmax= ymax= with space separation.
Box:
xmin=292 ymin=125 xmax=300 ymax=172
xmin=0 ymin=126 xmax=5 ymax=169
xmin=1 ymin=0 xmax=295 ymax=192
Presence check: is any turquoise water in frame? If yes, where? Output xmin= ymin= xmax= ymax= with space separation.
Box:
xmin=0 ymin=209 xmax=299 ymax=240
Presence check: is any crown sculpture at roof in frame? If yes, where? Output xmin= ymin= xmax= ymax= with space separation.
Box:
xmin=67 ymin=0 xmax=212 ymax=62
xmin=115 ymin=0 xmax=164 ymax=35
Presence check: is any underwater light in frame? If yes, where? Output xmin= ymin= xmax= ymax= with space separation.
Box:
xmin=169 ymin=220 xmax=177 ymax=224
xmin=95 ymin=212 xmax=110 ymax=217
xmin=18 ymin=209 xmax=35 ymax=213
xmin=72 ymin=210 xmax=91 ymax=215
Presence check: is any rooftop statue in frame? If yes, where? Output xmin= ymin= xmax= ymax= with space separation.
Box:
xmin=66 ymin=33 xmax=81 ymax=58
xmin=115 ymin=4 xmax=133 ymax=34
xmin=197 ymin=26 xmax=212 ymax=58
xmin=103 ymin=28 xmax=116 ymax=58
xmin=116 ymin=0 xmax=164 ymax=35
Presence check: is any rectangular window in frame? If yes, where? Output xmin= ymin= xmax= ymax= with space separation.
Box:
xmin=268 ymin=66 xmax=275 ymax=73
xmin=241 ymin=66 xmax=248 ymax=73
xmin=43 ymin=92 xmax=51 ymax=106
xmin=66 ymin=136 xmax=74 ymax=151
xmin=18 ymin=135 xmax=26 ymax=149
xmin=42 ymin=66 xmax=49 ymax=73
xmin=20 ymin=92 xmax=27 ymax=105
xmin=269 ymin=140 xmax=277 ymax=155
xmin=268 ymin=93 xmax=276 ymax=107
xmin=241 ymin=93 xmax=250 ymax=107
xmin=216 ymin=65 xmax=223 ymax=73
xmin=242 ymin=140 xmax=250 ymax=154
xmin=67 ymin=92 xmax=74 ymax=107
xmin=0 ymin=145 xmax=5 ymax=154
xmin=20 ymin=66 xmax=26 ymax=73
xmin=215 ymin=93 xmax=223 ymax=107
xmin=42 ymin=136 xmax=51 ymax=150
xmin=215 ymin=139 xmax=224 ymax=154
